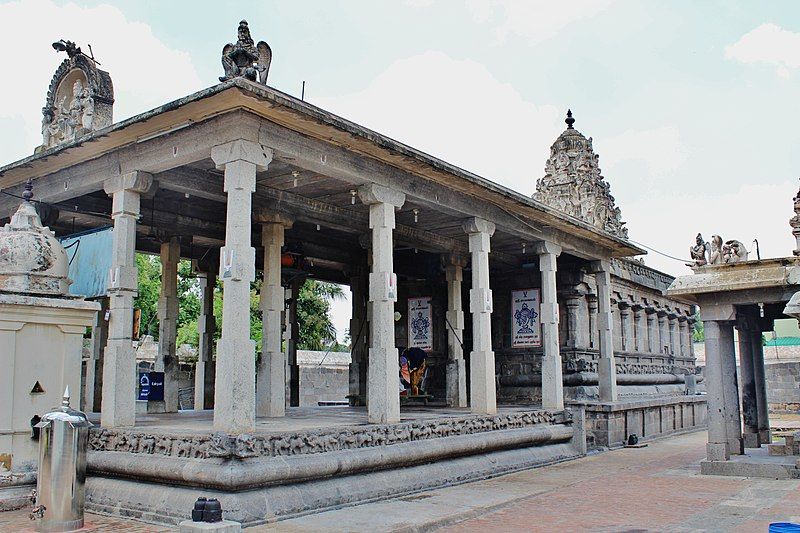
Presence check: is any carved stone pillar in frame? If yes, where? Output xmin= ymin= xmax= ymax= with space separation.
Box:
xmin=445 ymin=254 xmax=467 ymax=408
xmin=657 ymin=309 xmax=668 ymax=354
xmin=101 ymin=171 xmax=153 ymax=428
xmin=668 ymin=313 xmax=678 ymax=356
xmin=703 ymin=319 xmax=730 ymax=461
xmin=155 ymin=236 xmax=180 ymax=413
xmin=463 ymin=217 xmax=496 ymax=415
xmin=85 ymin=297 xmax=108 ymax=412
xmin=591 ymin=261 xmax=617 ymax=402
xmin=678 ymin=316 xmax=689 ymax=359
xmin=257 ymin=213 xmax=292 ymax=418
xmin=194 ymin=268 xmax=215 ymax=411
xmin=751 ymin=329 xmax=771 ymax=445
xmin=211 ymin=139 xmax=270 ymax=433
xmin=348 ymin=264 xmax=368 ymax=402
xmin=359 ymin=184 xmax=405 ymax=424
xmin=587 ymin=294 xmax=598 ymax=349
xmin=736 ymin=317 xmax=759 ymax=448
xmin=536 ymin=242 xmax=563 ymax=410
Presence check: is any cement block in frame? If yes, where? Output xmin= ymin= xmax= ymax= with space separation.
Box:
xmin=706 ymin=442 xmax=729 ymax=462
xmin=743 ymin=432 xmax=760 ymax=449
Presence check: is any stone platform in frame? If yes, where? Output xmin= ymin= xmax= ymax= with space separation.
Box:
xmin=84 ymin=406 xmax=584 ymax=527
xmin=701 ymin=446 xmax=800 ymax=479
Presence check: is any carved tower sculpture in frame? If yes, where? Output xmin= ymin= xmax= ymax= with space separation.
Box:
xmin=36 ymin=40 xmax=114 ymax=153
xmin=533 ymin=110 xmax=628 ymax=239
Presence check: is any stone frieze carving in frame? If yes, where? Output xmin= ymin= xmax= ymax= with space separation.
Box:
xmin=533 ymin=110 xmax=628 ymax=238
xmin=88 ymin=410 xmax=567 ymax=459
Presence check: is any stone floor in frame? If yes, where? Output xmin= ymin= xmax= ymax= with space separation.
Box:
xmin=3 ymin=430 xmax=800 ymax=531
xmin=86 ymin=405 xmax=537 ymax=434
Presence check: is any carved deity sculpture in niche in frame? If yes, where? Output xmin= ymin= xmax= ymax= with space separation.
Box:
xmin=533 ymin=110 xmax=628 ymax=239
xmin=219 ymin=20 xmax=272 ymax=84
xmin=36 ymin=39 xmax=113 ymax=153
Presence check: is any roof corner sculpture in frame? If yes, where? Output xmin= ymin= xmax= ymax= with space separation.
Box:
xmin=790 ymin=181 xmax=800 ymax=256
xmin=219 ymin=20 xmax=272 ymax=84
xmin=36 ymin=40 xmax=114 ymax=154
xmin=533 ymin=110 xmax=628 ymax=239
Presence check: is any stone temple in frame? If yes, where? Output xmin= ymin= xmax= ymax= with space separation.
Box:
xmin=0 ymin=22 xmax=707 ymax=526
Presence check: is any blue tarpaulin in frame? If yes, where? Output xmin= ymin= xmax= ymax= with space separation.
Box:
xmin=59 ymin=226 xmax=113 ymax=298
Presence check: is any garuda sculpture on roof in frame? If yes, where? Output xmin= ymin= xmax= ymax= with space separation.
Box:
xmin=219 ymin=20 xmax=272 ymax=84
xmin=533 ymin=110 xmax=628 ymax=239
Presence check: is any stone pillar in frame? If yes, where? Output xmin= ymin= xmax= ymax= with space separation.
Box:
xmin=444 ymin=254 xmax=467 ymax=408
xmin=703 ymin=320 xmax=730 ymax=461
xmin=536 ymin=242 xmax=563 ymax=410
xmin=618 ymin=302 xmax=631 ymax=352
xmin=751 ymin=329 xmax=771 ymax=444
xmin=632 ymin=305 xmax=644 ymax=353
xmin=155 ymin=236 xmax=180 ymax=413
xmin=657 ymin=310 xmax=668 ymax=354
xmin=719 ymin=322 xmax=744 ymax=455
xmin=84 ymin=297 xmax=108 ymax=413
xmin=645 ymin=307 xmax=657 ymax=353
xmin=257 ymin=215 xmax=292 ymax=418
xmin=287 ymin=281 xmax=301 ymax=407
xmin=211 ymin=139 xmax=270 ymax=433
xmin=101 ymin=171 xmax=153 ymax=428
xmin=359 ymin=184 xmax=405 ymax=424
xmin=564 ymin=295 xmax=581 ymax=350
xmin=587 ymin=294 xmax=598 ymax=349
xmin=348 ymin=265 xmax=368 ymax=402
xmin=591 ymin=261 xmax=617 ymax=402
xmin=668 ymin=313 xmax=678 ymax=356
xmin=463 ymin=217 xmax=497 ymax=415
xmin=678 ymin=317 xmax=689 ymax=358
xmin=736 ymin=318 xmax=759 ymax=448
xmin=193 ymin=269 xmax=215 ymax=411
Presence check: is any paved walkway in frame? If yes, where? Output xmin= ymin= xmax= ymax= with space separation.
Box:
xmin=268 ymin=431 xmax=800 ymax=532
xmin=2 ymin=430 xmax=799 ymax=532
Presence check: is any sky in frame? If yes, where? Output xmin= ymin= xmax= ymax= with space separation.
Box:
xmin=1 ymin=0 xmax=798 ymax=341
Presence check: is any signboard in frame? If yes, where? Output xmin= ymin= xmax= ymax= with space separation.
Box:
xmin=511 ymin=288 xmax=541 ymax=348
xmin=138 ymin=372 xmax=164 ymax=401
xmin=59 ymin=226 xmax=113 ymax=298
xmin=407 ymin=297 xmax=433 ymax=352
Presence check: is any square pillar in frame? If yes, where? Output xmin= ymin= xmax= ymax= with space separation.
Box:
xmin=736 ymin=318 xmax=759 ymax=448
xmin=84 ymin=297 xmax=108 ymax=412
xmin=348 ymin=265 xmax=369 ymax=402
xmin=657 ymin=309 xmax=668 ymax=354
xmin=668 ymin=314 xmax=678 ymax=356
xmin=211 ymin=139 xmax=271 ymax=433
xmin=678 ymin=317 xmax=689 ymax=358
xmin=444 ymin=254 xmax=468 ymax=408
xmin=194 ymin=269 xmax=216 ymax=411
xmin=751 ymin=329 xmax=771 ymax=444
xmin=645 ymin=307 xmax=657 ymax=353
xmin=591 ymin=261 xmax=617 ymax=402
xmin=536 ymin=242 xmax=563 ymax=410
xmin=463 ymin=217 xmax=497 ymax=415
xmin=101 ymin=171 xmax=153 ymax=428
xmin=719 ymin=322 xmax=744 ymax=455
xmin=256 ymin=214 xmax=292 ymax=417
xmin=155 ymin=236 xmax=181 ymax=413
xmin=286 ymin=282 xmax=301 ymax=407
xmin=359 ymin=184 xmax=405 ymax=424
xmin=703 ymin=319 xmax=730 ymax=461
xmin=618 ymin=302 xmax=632 ymax=352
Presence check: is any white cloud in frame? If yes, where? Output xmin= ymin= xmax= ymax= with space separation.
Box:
xmin=726 ymin=23 xmax=800 ymax=78
xmin=600 ymin=126 xmax=689 ymax=179
xmin=314 ymin=51 xmax=562 ymax=195
xmin=465 ymin=0 xmax=618 ymax=45
xmin=0 ymin=0 xmax=202 ymax=162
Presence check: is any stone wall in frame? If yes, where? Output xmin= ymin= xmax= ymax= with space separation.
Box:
xmin=297 ymin=350 xmax=351 ymax=407
xmin=582 ymin=396 xmax=707 ymax=449
xmin=765 ymin=362 xmax=800 ymax=412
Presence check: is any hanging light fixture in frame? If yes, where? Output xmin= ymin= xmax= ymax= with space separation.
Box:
xmin=350 ymin=190 xmax=357 ymax=205
xmin=292 ymin=170 xmax=300 ymax=188
xmin=413 ymin=208 xmax=420 ymax=223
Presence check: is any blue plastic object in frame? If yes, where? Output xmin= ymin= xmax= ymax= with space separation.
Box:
xmin=769 ymin=523 xmax=800 ymax=533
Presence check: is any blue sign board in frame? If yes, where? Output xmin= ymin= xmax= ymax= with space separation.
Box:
xmin=59 ymin=226 xmax=113 ymax=299
xmin=138 ymin=372 xmax=164 ymax=401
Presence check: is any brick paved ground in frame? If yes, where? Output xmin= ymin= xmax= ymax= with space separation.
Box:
xmin=3 ymin=430 xmax=799 ymax=532
xmin=0 ymin=509 xmax=171 ymax=532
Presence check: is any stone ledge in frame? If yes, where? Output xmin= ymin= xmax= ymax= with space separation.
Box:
xmin=574 ymin=394 xmax=707 ymax=413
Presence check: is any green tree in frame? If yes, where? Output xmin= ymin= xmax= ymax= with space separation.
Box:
xmin=692 ymin=309 xmax=704 ymax=343
xmin=296 ymin=280 xmax=345 ymax=350
xmin=135 ymin=254 xmax=160 ymax=338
